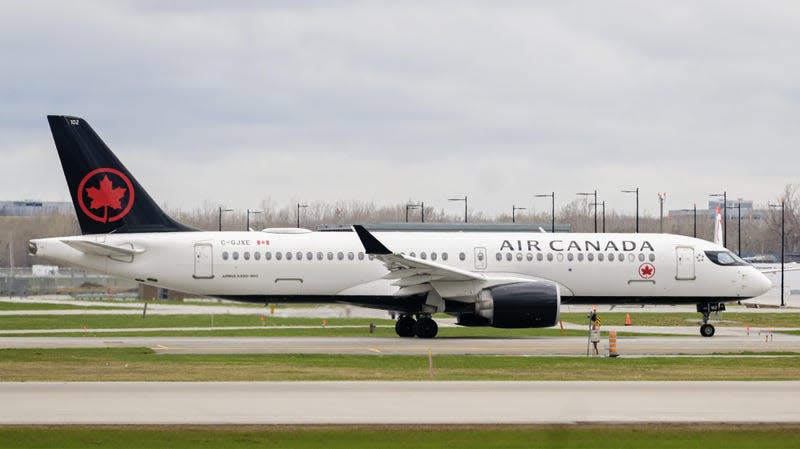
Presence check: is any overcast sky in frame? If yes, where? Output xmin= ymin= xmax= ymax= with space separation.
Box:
xmin=1 ymin=1 xmax=798 ymax=218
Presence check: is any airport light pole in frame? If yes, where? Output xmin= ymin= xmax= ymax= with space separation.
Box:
xmin=535 ymin=192 xmax=555 ymax=232
xmin=512 ymin=205 xmax=526 ymax=223
xmin=576 ymin=190 xmax=597 ymax=232
xmin=406 ymin=203 xmax=423 ymax=223
xmin=591 ymin=201 xmax=606 ymax=233
xmin=622 ymin=187 xmax=639 ymax=233
xmin=710 ymin=192 xmax=728 ymax=248
xmin=296 ymin=203 xmax=308 ymax=228
xmin=449 ymin=196 xmax=468 ymax=223
xmin=246 ymin=209 xmax=262 ymax=231
xmin=735 ymin=200 xmax=742 ymax=257
xmin=769 ymin=199 xmax=785 ymax=307
xmin=218 ymin=207 xmax=233 ymax=231
xmin=657 ymin=192 xmax=667 ymax=233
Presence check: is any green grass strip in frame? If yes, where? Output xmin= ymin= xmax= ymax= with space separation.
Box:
xmin=1 ymin=348 xmax=798 ymax=381
xmin=1 ymin=424 xmax=799 ymax=449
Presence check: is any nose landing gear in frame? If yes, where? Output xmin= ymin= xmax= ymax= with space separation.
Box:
xmin=697 ymin=302 xmax=725 ymax=337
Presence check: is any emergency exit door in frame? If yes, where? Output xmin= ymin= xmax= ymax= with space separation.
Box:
xmin=675 ymin=247 xmax=695 ymax=280
xmin=193 ymin=244 xmax=214 ymax=279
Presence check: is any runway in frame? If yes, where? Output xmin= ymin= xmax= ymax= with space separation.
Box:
xmin=0 ymin=381 xmax=797 ymax=424
xmin=1 ymin=334 xmax=798 ymax=355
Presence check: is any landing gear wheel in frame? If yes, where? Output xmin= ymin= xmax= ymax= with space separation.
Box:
xmin=414 ymin=317 xmax=439 ymax=339
xmin=697 ymin=302 xmax=724 ymax=338
xmin=395 ymin=315 xmax=416 ymax=337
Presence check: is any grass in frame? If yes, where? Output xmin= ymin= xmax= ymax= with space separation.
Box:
xmin=1 ymin=348 xmax=799 ymax=381
xmin=560 ymin=312 xmax=800 ymax=328
xmin=1 ymin=424 xmax=799 ymax=449
xmin=0 ymin=314 xmax=395 ymax=330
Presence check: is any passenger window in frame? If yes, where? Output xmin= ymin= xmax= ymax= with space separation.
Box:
xmin=296 ymin=252 xmax=303 ymax=260
xmin=348 ymin=252 xmax=354 ymax=260
xmin=358 ymin=252 xmax=364 ymax=260
xmin=639 ymin=254 xmax=645 ymax=262
xmin=244 ymin=251 xmax=250 ymax=261
xmin=317 ymin=252 xmax=323 ymax=260
xmin=327 ymin=252 xmax=334 ymax=261
xmin=598 ymin=253 xmax=604 ymax=261
xmin=537 ymin=253 xmax=543 ymax=261
xmin=420 ymin=252 xmax=427 ymax=260
xmin=222 ymin=251 xmax=229 ymax=260
xmin=233 ymin=251 xmax=239 ymax=260
xmin=286 ymin=252 xmax=293 ymax=260
xmin=526 ymin=253 xmax=533 ymax=261
xmin=477 ymin=252 xmax=485 ymax=261
xmin=516 ymin=253 xmax=523 ymax=261
xmin=578 ymin=253 xmax=584 ymax=261
xmin=628 ymin=253 xmax=634 ymax=262
xmin=567 ymin=253 xmax=574 ymax=262
xmin=607 ymin=253 xmax=614 ymax=262
xmin=276 ymin=252 xmax=282 ymax=260
xmin=265 ymin=252 xmax=272 ymax=260
xmin=618 ymin=253 xmax=624 ymax=262
xmin=254 ymin=252 xmax=261 ymax=261
xmin=506 ymin=253 xmax=512 ymax=261
xmin=442 ymin=253 xmax=448 ymax=261
xmin=649 ymin=254 xmax=656 ymax=262
xmin=410 ymin=252 xmax=416 ymax=258
xmin=547 ymin=253 xmax=553 ymax=262
xmin=459 ymin=252 xmax=466 ymax=261
xmin=587 ymin=253 xmax=594 ymax=261
xmin=368 ymin=254 xmax=375 ymax=261
xmin=557 ymin=253 xmax=564 ymax=262
xmin=307 ymin=251 xmax=313 ymax=260
xmin=496 ymin=253 xmax=502 ymax=261
xmin=431 ymin=252 xmax=437 ymax=261
xmin=337 ymin=252 xmax=344 ymax=260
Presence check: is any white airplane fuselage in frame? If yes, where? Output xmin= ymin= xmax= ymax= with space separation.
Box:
xmin=31 ymin=229 xmax=771 ymax=306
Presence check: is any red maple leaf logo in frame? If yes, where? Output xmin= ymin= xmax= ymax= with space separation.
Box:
xmin=639 ymin=263 xmax=655 ymax=278
xmin=85 ymin=175 xmax=127 ymax=223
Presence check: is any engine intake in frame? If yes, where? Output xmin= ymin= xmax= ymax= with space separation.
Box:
xmin=464 ymin=281 xmax=560 ymax=328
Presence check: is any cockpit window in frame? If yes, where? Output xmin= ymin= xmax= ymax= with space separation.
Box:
xmin=705 ymin=251 xmax=749 ymax=266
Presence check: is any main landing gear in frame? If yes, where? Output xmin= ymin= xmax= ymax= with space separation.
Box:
xmin=395 ymin=314 xmax=439 ymax=339
xmin=697 ymin=302 xmax=726 ymax=337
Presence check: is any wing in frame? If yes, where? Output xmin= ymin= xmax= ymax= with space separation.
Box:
xmin=353 ymin=225 xmax=485 ymax=297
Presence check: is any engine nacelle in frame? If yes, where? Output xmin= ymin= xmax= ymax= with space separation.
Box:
xmin=459 ymin=281 xmax=560 ymax=328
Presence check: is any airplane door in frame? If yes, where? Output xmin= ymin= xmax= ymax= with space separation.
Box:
xmin=193 ymin=244 xmax=214 ymax=279
xmin=474 ymin=247 xmax=487 ymax=270
xmin=675 ymin=247 xmax=695 ymax=280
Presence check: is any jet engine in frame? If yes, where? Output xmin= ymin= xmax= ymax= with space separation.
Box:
xmin=457 ymin=281 xmax=560 ymax=328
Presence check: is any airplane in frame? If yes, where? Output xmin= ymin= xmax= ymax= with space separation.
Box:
xmin=28 ymin=115 xmax=773 ymax=338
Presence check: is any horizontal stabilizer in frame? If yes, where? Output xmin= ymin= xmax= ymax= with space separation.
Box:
xmin=62 ymin=240 xmax=145 ymax=257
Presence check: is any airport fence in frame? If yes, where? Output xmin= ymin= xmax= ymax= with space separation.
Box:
xmin=0 ymin=267 xmax=138 ymax=298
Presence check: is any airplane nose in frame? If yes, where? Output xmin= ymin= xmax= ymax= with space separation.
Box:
xmin=754 ymin=270 xmax=773 ymax=296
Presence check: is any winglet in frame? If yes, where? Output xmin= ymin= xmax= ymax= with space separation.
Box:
xmin=353 ymin=225 xmax=392 ymax=255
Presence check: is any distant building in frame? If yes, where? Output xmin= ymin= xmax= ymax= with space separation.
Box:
xmin=668 ymin=199 xmax=765 ymax=221
xmin=0 ymin=200 xmax=72 ymax=216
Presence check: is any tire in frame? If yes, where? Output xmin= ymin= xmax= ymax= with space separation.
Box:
xmin=395 ymin=316 xmax=416 ymax=337
xmin=415 ymin=317 xmax=439 ymax=339
xmin=700 ymin=323 xmax=715 ymax=337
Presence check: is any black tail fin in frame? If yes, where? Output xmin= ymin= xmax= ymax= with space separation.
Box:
xmin=47 ymin=115 xmax=194 ymax=235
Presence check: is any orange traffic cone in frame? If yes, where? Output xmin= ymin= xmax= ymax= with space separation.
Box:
xmin=624 ymin=313 xmax=632 ymax=326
